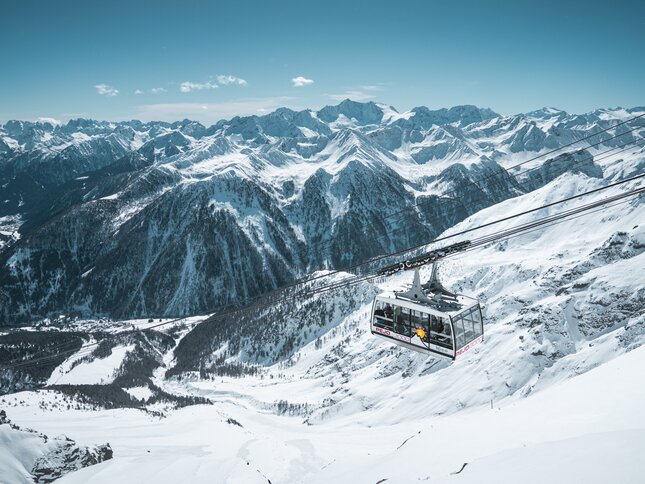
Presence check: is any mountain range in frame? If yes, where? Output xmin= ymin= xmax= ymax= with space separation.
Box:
xmin=1 ymin=100 xmax=643 ymax=326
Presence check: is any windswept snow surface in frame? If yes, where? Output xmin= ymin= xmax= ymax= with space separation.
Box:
xmin=0 ymin=424 xmax=50 ymax=484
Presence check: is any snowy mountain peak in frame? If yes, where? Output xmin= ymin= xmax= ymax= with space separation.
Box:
xmin=317 ymin=99 xmax=386 ymax=126
xmin=406 ymin=104 xmax=500 ymax=128
xmin=526 ymin=107 xmax=568 ymax=119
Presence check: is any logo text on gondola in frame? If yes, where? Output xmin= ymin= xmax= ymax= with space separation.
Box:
xmin=374 ymin=326 xmax=411 ymax=343
xmin=456 ymin=335 xmax=483 ymax=357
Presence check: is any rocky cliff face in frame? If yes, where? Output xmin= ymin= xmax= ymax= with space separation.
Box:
xmin=0 ymin=410 xmax=112 ymax=483
xmin=0 ymin=102 xmax=642 ymax=325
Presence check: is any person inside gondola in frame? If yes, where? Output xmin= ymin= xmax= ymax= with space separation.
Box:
xmin=374 ymin=305 xmax=385 ymax=329
xmin=394 ymin=307 xmax=408 ymax=336
xmin=430 ymin=315 xmax=444 ymax=334
xmin=384 ymin=304 xmax=393 ymax=320
xmin=381 ymin=305 xmax=393 ymax=329
xmin=428 ymin=315 xmax=450 ymax=346
xmin=441 ymin=321 xmax=453 ymax=347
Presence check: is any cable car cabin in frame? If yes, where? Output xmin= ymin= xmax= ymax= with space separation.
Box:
xmin=370 ymin=267 xmax=483 ymax=360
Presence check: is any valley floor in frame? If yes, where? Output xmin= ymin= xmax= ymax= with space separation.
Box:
xmin=4 ymin=342 xmax=645 ymax=483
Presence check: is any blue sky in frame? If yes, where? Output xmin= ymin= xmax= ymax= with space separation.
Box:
xmin=1 ymin=0 xmax=644 ymax=124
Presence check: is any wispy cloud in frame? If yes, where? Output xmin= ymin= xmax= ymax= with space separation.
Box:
xmin=95 ymin=84 xmax=119 ymax=96
xmin=36 ymin=117 xmax=62 ymax=125
xmin=217 ymin=75 xmax=247 ymax=86
xmin=327 ymin=90 xmax=376 ymax=102
xmin=134 ymin=89 xmax=143 ymax=95
xmin=60 ymin=112 xmax=90 ymax=118
xmin=291 ymin=76 xmax=314 ymax=87
xmin=150 ymin=87 xmax=167 ymax=94
xmin=133 ymin=97 xmax=297 ymax=123
xmin=179 ymin=81 xmax=219 ymax=93
xmin=360 ymin=84 xmax=386 ymax=92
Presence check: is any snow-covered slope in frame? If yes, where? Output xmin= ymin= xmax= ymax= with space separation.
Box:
xmin=3 ymin=333 xmax=644 ymax=483
xmin=48 ymin=344 xmax=135 ymax=386
xmin=0 ymin=410 xmax=112 ymax=483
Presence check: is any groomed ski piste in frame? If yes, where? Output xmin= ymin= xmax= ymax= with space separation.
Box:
xmin=1 ymin=161 xmax=644 ymax=481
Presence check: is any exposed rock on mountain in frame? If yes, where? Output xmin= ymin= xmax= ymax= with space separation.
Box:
xmin=0 ymin=410 xmax=112 ymax=483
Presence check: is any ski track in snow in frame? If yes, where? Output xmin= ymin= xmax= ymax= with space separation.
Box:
xmin=49 ymin=345 xmax=134 ymax=386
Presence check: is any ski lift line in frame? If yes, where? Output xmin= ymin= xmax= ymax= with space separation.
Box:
xmin=454 ymin=196 xmax=640 ymax=258
xmin=422 ymin=186 xmax=644 ymax=257
xmin=296 ymin=196 xmax=635 ymax=304
xmin=243 ymin=137 xmax=645 ymax=318
xmin=372 ymin=125 xmax=645 ymax=225
xmin=426 ymin=169 xmax=643 ymax=245
xmin=287 ymin=130 xmax=645 ymax=287
xmin=310 ymin=183 xmax=645 ymax=291
xmin=365 ymin=173 xmax=645 ymax=277
xmin=356 ymin=189 xmax=644 ymax=287
xmin=463 ymin=188 xmax=644 ymax=251
xmin=377 ymin=195 xmax=642 ymax=291
xmin=2 ymin=182 xmax=643 ymax=374
xmin=307 ymin=188 xmax=644 ymax=300
xmin=583 ymin=138 xmax=645 ymax=164
xmin=504 ymin=112 xmax=644 ymax=170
